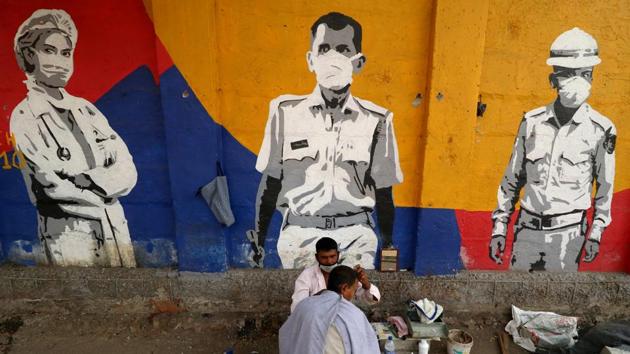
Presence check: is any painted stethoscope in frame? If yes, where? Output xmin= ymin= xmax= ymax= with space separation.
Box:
xmin=38 ymin=112 xmax=116 ymax=162
xmin=39 ymin=113 xmax=72 ymax=161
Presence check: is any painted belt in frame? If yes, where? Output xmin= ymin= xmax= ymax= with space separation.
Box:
xmin=285 ymin=211 xmax=373 ymax=230
xmin=519 ymin=209 xmax=585 ymax=231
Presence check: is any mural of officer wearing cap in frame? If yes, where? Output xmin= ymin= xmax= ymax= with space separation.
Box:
xmin=248 ymin=12 xmax=403 ymax=269
xmin=10 ymin=9 xmax=137 ymax=267
xmin=489 ymin=28 xmax=616 ymax=272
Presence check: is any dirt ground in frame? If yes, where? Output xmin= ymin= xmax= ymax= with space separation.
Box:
xmin=0 ymin=311 xmax=533 ymax=354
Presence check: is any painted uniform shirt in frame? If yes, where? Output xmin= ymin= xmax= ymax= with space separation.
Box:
xmin=256 ymin=87 xmax=403 ymax=217
xmin=10 ymin=80 xmax=137 ymax=217
xmin=10 ymin=81 xmax=138 ymax=267
xmin=493 ymin=103 xmax=616 ymax=241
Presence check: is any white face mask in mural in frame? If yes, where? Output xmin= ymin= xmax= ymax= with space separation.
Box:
xmin=310 ymin=51 xmax=363 ymax=90
xmin=558 ymin=76 xmax=591 ymax=108
xmin=319 ymin=263 xmax=338 ymax=273
xmin=27 ymin=32 xmax=75 ymax=88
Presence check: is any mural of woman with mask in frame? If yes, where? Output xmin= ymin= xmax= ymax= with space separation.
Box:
xmin=10 ymin=9 xmax=137 ymax=267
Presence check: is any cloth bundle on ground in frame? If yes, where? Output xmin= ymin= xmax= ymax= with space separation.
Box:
xmin=569 ymin=320 xmax=630 ymax=354
xmin=387 ymin=316 xmax=409 ymax=338
xmin=505 ymin=305 xmax=578 ymax=352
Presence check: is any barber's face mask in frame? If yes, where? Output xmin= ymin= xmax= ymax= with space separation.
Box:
xmin=319 ymin=263 xmax=338 ymax=273
xmin=309 ymin=50 xmax=363 ymax=90
xmin=557 ymin=76 xmax=591 ymax=108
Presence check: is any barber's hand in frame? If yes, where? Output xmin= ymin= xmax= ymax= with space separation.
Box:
xmin=583 ymin=239 xmax=600 ymax=263
xmin=246 ymin=230 xmax=265 ymax=268
xmin=354 ymin=265 xmax=371 ymax=290
xmin=489 ymin=235 xmax=506 ymax=264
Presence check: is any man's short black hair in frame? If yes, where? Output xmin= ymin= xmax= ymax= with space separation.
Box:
xmin=316 ymin=237 xmax=338 ymax=253
xmin=310 ymin=12 xmax=362 ymax=52
xmin=326 ymin=265 xmax=357 ymax=294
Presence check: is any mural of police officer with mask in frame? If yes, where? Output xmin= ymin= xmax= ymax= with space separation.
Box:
xmin=249 ymin=12 xmax=403 ymax=269
xmin=10 ymin=9 xmax=137 ymax=267
xmin=489 ymin=28 xmax=616 ymax=272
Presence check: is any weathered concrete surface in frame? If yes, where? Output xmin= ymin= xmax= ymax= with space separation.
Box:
xmin=0 ymin=265 xmax=628 ymax=322
xmin=0 ymin=266 xmax=628 ymax=353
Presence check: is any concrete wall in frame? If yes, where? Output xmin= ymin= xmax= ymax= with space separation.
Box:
xmin=1 ymin=266 xmax=628 ymax=323
xmin=0 ymin=0 xmax=628 ymax=274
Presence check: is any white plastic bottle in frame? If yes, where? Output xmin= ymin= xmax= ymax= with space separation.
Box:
xmin=418 ymin=339 xmax=429 ymax=354
xmin=384 ymin=335 xmax=396 ymax=354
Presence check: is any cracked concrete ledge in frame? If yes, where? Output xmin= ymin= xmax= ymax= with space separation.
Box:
xmin=0 ymin=266 xmax=628 ymax=320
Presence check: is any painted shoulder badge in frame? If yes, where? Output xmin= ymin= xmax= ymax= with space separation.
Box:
xmin=604 ymin=127 xmax=616 ymax=154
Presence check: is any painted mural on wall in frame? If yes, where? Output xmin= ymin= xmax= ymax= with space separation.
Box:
xmin=489 ymin=28 xmax=616 ymax=272
xmin=0 ymin=1 xmax=627 ymax=274
xmin=10 ymin=9 xmax=137 ymax=267
xmin=247 ymin=12 xmax=403 ymax=269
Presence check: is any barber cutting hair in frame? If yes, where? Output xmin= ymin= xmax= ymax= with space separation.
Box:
xmin=290 ymin=237 xmax=381 ymax=312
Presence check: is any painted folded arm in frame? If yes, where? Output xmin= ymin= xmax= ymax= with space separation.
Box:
xmin=80 ymin=137 xmax=137 ymax=199
xmin=14 ymin=129 xmax=104 ymax=206
xmin=79 ymin=106 xmax=137 ymax=198
xmin=492 ymin=119 xmax=527 ymax=237
xmin=589 ymin=125 xmax=616 ymax=243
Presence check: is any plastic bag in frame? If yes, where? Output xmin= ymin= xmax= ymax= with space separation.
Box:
xmin=505 ymin=305 xmax=578 ymax=352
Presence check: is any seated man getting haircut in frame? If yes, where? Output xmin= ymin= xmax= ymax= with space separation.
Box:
xmin=280 ymin=265 xmax=380 ymax=354
xmin=290 ymin=237 xmax=381 ymax=312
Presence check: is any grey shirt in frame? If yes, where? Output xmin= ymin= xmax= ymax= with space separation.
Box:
xmin=492 ymin=102 xmax=616 ymax=241
xmin=256 ymin=87 xmax=403 ymax=217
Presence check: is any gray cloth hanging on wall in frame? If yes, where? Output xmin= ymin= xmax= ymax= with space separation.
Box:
xmin=199 ymin=162 xmax=235 ymax=227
